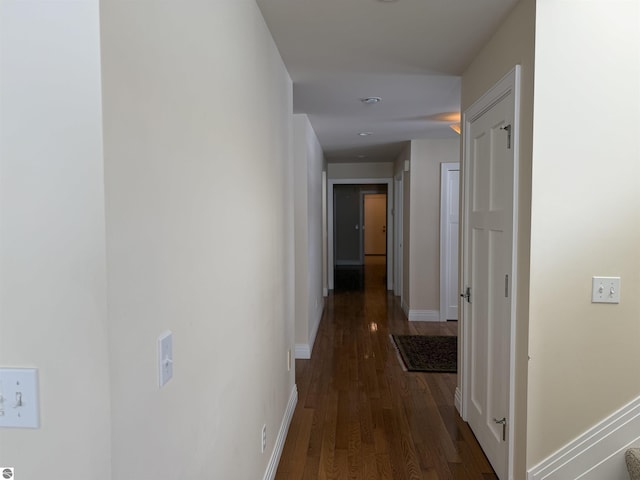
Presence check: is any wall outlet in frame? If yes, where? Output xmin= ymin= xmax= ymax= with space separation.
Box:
xmin=261 ymin=424 xmax=267 ymax=453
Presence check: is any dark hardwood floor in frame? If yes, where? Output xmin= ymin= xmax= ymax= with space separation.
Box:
xmin=275 ymin=256 xmax=498 ymax=479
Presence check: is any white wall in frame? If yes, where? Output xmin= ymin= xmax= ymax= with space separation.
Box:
xmin=100 ymin=2 xmax=295 ymax=479
xmin=293 ymin=114 xmax=325 ymax=358
xmin=0 ymin=2 xmax=111 ymax=479
xmin=527 ymin=0 xmax=640 ymax=468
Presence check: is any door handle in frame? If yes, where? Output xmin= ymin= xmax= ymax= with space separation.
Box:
xmin=493 ymin=417 xmax=507 ymax=441
xmin=460 ymin=287 xmax=471 ymax=303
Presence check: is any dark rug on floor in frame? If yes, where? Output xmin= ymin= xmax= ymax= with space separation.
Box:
xmin=391 ymin=335 xmax=457 ymax=372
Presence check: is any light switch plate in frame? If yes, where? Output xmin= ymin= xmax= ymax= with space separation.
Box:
xmin=592 ymin=276 xmax=621 ymax=304
xmin=158 ymin=331 xmax=173 ymax=388
xmin=0 ymin=368 xmax=40 ymax=428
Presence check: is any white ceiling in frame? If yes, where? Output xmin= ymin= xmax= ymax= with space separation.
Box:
xmin=256 ymin=0 xmax=520 ymax=163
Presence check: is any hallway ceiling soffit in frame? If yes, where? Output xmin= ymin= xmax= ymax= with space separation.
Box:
xmin=256 ymin=0 xmax=520 ymax=163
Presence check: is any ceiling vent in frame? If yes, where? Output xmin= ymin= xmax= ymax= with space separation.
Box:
xmin=360 ymin=97 xmax=382 ymax=105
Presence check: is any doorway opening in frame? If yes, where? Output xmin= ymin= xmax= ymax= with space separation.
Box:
xmin=331 ymin=182 xmax=390 ymax=291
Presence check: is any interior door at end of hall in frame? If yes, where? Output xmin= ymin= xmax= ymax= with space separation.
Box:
xmin=364 ymin=193 xmax=387 ymax=256
xmin=464 ymin=88 xmax=515 ymax=480
xmin=334 ymin=185 xmax=362 ymax=265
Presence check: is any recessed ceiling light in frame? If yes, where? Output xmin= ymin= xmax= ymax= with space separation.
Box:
xmin=360 ymin=97 xmax=382 ymax=105
xmin=358 ymin=132 xmax=373 ymax=137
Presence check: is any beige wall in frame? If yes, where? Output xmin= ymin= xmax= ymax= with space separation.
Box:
xmin=101 ymin=1 xmax=295 ymax=479
xmin=408 ymin=139 xmax=460 ymax=313
xmin=461 ymin=0 xmax=535 ymax=475
xmin=0 ymin=3 xmax=112 ymax=479
xmin=527 ymin=0 xmax=640 ymax=467
xmin=328 ymin=161 xmax=393 ymax=179
xmin=293 ymin=114 xmax=326 ymax=351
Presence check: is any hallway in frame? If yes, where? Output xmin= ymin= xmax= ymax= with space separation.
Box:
xmin=276 ymin=257 xmax=497 ymax=479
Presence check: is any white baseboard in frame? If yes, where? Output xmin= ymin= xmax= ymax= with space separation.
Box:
xmin=323 ymin=287 xmax=328 ymax=297
xmin=295 ymin=344 xmax=311 ymax=359
xmin=309 ymin=299 xmax=323 ymax=353
xmin=263 ymin=384 xmax=298 ymax=480
xmin=295 ymin=299 xmax=325 ymax=360
xmin=408 ymin=309 xmax=440 ymax=322
xmin=455 ymin=387 xmax=463 ymax=416
xmin=528 ymin=394 xmax=640 ymax=480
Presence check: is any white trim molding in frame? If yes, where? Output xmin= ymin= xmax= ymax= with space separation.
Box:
xmin=263 ymin=385 xmax=298 ymax=480
xmin=402 ymin=300 xmax=410 ymax=319
xmin=294 ymin=344 xmax=311 ymax=359
xmin=407 ymin=309 xmax=440 ymax=322
xmin=528 ymin=395 xmax=640 ymax=480
xmin=328 ymin=177 xmax=394 ymax=292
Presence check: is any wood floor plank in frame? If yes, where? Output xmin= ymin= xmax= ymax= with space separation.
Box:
xmin=275 ymin=256 xmax=497 ymax=479
xmin=288 ymin=408 xmax=315 ymax=479
xmin=317 ymin=391 xmax=338 ymax=479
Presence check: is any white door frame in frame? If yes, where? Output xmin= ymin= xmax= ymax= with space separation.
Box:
xmin=322 ymin=171 xmax=328 ymax=297
xmin=394 ymin=173 xmax=403 ymax=299
xmin=439 ymin=162 xmax=459 ymax=321
xmin=460 ymin=66 xmax=520 ymax=480
xmin=328 ymin=178 xmax=393 ymax=291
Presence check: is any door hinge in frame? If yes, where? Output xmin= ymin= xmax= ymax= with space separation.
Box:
xmin=460 ymin=286 xmax=471 ymax=303
xmin=501 ymin=124 xmax=512 ymax=149
xmin=505 ymin=274 xmax=509 ymax=298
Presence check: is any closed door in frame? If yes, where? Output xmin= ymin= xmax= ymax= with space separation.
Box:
xmin=462 ymin=72 xmax=517 ymax=479
xmin=440 ymin=163 xmax=459 ymax=321
xmin=334 ymin=185 xmax=362 ymax=265
xmin=363 ymin=193 xmax=386 ymax=255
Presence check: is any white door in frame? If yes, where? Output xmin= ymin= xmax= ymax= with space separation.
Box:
xmin=462 ymin=67 xmax=519 ymax=480
xmin=394 ymin=175 xmax=403 ymax=298
xmin=440 ymin=163 xmax=459 ymax=321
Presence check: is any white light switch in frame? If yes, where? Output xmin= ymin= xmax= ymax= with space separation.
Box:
xmin=0 ymin=368 xmax=39 ymax=428
xmin=158 ymin=331 xmax=173 ymax=388
xmin=592 ymin=276 xmax=621 ymax=304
